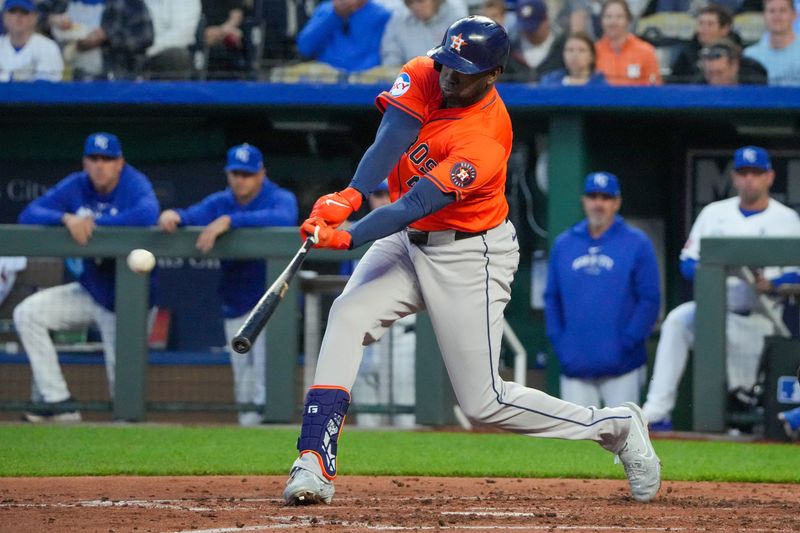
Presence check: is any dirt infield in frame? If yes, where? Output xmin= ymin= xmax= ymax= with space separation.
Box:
xmin=2 ymin=476 xmax=799 ymax=532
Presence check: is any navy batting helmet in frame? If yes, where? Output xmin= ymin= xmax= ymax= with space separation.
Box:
xmin=427 ymin=15 xmax=510 ymax=75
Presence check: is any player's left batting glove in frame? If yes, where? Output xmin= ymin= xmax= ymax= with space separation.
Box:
xmin=302 ymin=218 xmax=352 ymax=250
xmin=308 ymin=187 xmax=363 ymax=228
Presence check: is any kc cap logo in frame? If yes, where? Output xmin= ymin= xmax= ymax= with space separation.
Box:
xmin=734 ymin=145 xmax=771 ymax=171
xmin=225 ymin=143 xmax=264 ymax=173
xmin=450 ymin=161 xmax=476 ymax=188
xmin=235 ymin=146 xmax=250 ymax=162
xmin=450 ymin=33 xmax=467 ymax=53
xmin=84 ymin=132 xmax=122 ymax=158
xmin=583 ymin=171 xmax=620 ymax=197
xmin=390 ymin=72 xmax=411 ymax=97
xmin=94 ymin=135 xmax=109 ymax=150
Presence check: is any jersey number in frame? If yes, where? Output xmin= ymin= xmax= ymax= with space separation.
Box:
xmin=407 ymin=142 xmax=437 ymax=188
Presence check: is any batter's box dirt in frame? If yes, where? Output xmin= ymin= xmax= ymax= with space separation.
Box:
xmin=1 ymin=476 xmax=798 ymax=532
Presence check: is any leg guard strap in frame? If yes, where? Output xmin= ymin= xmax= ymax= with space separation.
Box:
xmin=297 ymin=385 xmax=350 ymax=479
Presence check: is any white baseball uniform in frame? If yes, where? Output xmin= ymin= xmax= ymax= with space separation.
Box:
xmin=0 ymin=257 xmax=27 ymax=306
xmin=643 ymin=196 xmax=800 ymax=423
xmin=224 ymin=315 xmax=266 ymax=427
xmin=14 ymin=282 xmax=117 ymax=402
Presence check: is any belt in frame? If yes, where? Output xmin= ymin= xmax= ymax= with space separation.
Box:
xmin=406 ymin=228 xmax=487 ymax=246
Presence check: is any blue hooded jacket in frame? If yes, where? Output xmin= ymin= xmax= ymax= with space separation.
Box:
xmin=544 ymin=216 xmax=660 ymax=379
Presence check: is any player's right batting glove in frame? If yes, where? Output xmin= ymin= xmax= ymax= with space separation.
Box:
xmin=301 ymin=218 xmax=352 ymax=250
xmin=309 ymin=187 xmax=363 ymax=228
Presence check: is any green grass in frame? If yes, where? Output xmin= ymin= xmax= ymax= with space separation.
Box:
xmin=2 ymin=425 xmax=799 ymax=483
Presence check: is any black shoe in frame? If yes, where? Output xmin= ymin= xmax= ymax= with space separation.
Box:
xmin=23 ymin=398 xmax=82 ymax=423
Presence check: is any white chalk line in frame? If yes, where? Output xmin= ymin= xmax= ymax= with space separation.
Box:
xmin=167 ymin=513 xmax=800 ymax=533
xmin=4 ymin=498 xmax=794 ymax=532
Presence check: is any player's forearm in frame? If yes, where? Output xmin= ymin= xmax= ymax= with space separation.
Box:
xmin=18 ymin=204 xmax=67 ymax=225
xmin=625 ymin=252 xmax=661 ymax=342
xmin=624 ymin=297 xmax=660 ymax=344
xmin=347 ymin=178 xmax=453 ymax=248
xmin=770 ymin=271 xmax=800 ymax=288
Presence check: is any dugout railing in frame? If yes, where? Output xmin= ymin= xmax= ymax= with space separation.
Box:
xmin=0 ymin=225 xmax=365 ymax=422
xmin=694 ymin=237 xmax=800 ymax=432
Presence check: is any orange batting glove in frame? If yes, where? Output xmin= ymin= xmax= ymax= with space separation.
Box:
xmin=309 ymin=187 xmax=363 ymax=228
xmin=301 ymin=218 xmax=352 ymax=250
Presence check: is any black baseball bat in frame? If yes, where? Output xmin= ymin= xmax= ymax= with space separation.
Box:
xmin=231 ymin=237 xmax=315 ymax=354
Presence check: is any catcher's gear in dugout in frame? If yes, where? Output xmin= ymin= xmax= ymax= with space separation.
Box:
xmin=427 ymin=15 xmax=510 ymax=74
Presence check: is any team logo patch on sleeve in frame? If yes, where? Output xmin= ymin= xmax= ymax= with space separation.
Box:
xmin=390 ymin=72 xmax=411 ymax=97
xmin=450 ymin=162 xmax=477 ymax=188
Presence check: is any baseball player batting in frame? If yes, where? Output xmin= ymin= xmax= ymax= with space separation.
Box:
xmin=282 ymin=16 xmax=660 ymax=506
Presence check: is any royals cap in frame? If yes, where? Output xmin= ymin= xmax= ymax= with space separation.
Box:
xmin=84 ymin=132 xmax=123 ymax=158
xmin=225 ymin=143 xmax=264 ymax=173
xmin=734 ymin=146 xmax=771 ymax=171
xmin=4 ymin=0 xmax=36 ymax=12
xmin=584 ymin=172 xmax=620 ymax=197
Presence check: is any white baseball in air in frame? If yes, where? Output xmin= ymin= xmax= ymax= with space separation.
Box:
xmin=126 ymin=248 xmax=156 ymax=273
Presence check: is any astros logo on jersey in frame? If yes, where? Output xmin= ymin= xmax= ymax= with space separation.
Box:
xmin=450 ymin=162 xmax=476 ymax=188
xmin=449 ymin=33 xmax=467 ymax=53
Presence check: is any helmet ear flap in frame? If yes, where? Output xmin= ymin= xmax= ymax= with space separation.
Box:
xmin=433 ymin=61 xmax=443 ymax=72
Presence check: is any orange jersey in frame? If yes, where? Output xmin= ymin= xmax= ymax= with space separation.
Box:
xmin=376 ymin=57 xmax=512 ymax=233
xmin=595 ymin=34 xmax=662 ymax=86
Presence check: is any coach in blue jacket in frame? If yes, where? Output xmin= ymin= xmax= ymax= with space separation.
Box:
xmin=544 ymin=172 xmax=660 ymax=408
xmin=15 ymin=132 xmax=160 ymax=422
xmin=158 ymin=144 xmax=298 ymax=426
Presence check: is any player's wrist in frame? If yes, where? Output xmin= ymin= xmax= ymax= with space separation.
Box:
xmin=339 ymin=187 xmax=363 ymax=212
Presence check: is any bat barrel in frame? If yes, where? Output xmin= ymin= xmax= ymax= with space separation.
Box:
xmin=229 ymin=237 xmax=315 ymax=355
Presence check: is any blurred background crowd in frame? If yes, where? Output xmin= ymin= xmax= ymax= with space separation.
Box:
xmin=0 ymin=0 xmax=798 ymax=85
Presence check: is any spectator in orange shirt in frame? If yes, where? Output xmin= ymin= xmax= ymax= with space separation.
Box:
xmin=595 ymin=0 xmax=661 ymax=85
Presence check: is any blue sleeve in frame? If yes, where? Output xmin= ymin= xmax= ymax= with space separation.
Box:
xmin=349 ymin=105 xmax=422 ymax=197
xmin=95 ymin=177 xmax=159 ymax=226
xmin=680 ymin=257 xmax=697 ymax=281
xmin=230 ymin=189 xmax=299 ymax=228
xmin=174 ymin=193 xmax=226 ymax=226
xmin=18 ymin=174 xmax=79 ymax=225
xmin=297 ymin=2 xmax=341 ymax=59
xmin=771 ymin=272 xmax=800 ymax=287
xmin=347 ymin=177 xmax=454 ymax=248
xmin=543 ymin=247 xmax=564 ymax=345
xmin=622 ymin=238 xmax=661 ymax=346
